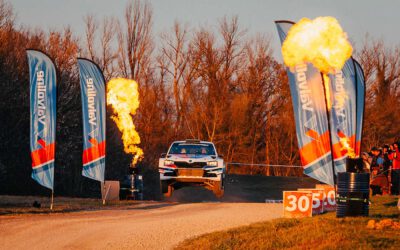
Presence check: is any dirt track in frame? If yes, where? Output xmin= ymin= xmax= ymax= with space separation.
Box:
xmin=0 ymin=202 xmax=282 ymax=250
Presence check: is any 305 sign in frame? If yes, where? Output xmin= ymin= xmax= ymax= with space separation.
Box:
xmin=283 ymin=191 xmax=313 ymax=218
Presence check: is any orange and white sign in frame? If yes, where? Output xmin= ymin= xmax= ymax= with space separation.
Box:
xmin=298 ymin=188 xmax=324 ymax=215
xmin=283 ymin=191 xmax=313 ymax=218
xmin=315 ymin=184 xmax=336 ymax=212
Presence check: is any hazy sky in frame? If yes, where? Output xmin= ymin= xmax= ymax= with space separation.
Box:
xmin=10 ymin=0 xmax=400 ymax=60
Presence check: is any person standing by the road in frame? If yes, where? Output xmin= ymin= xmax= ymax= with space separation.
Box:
xmin=370 ymin=147 xmax=387 ymax=195
xmin=370 ymin=147 xmax=384 ymax=172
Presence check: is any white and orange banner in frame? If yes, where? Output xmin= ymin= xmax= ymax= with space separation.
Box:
xmin=275 ymin=20 xmax=334 ymax=186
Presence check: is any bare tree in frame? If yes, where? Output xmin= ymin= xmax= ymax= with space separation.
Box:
xmin=160 ymin=21 xmax=189 ymax=132
xmin=0 ymin=0 xmax=13 ymax=29
xmin=83 ymin=14 xmax=97 ymax=61
xmin=358 ymin=39 xmax=400 ymax=104
xmin=117 ymin=0 xmax=153 ymax=81
xmin=83 ymin=15 xmax=117 ymax=81
xmin=100 ymin=16 xmax=117 ymax=79
xmin=357 ymin=39 xmax=400 ymax=146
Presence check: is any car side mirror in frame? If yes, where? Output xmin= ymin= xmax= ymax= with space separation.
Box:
xmin=160 ymin=153 xmax=166 ymax=158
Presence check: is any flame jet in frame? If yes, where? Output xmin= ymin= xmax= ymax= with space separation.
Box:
xmin=107 ymin=78 xmax=144 ymax=166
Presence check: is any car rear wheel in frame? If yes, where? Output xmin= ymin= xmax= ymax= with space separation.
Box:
xmin=160 ymin=181 xmax=173 ymax=197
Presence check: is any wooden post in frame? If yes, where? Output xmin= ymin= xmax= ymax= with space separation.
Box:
xmin=50 ymin=190 xmax=54 ymax=210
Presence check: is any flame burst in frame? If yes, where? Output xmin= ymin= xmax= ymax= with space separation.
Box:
xmin=282 ymin=16 xmax=352 ymax=74
xmin=282 ymin=17 xmax=352 ymax=108
xmin=282 ymin=17 xmax=354 ymax=157
xmin=107 ymin=78 xmax=144 ymax=165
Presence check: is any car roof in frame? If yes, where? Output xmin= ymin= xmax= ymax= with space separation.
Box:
xmin=172 ymin=139 xmax=214 ymax=145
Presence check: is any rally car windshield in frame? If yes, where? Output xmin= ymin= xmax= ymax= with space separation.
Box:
xmin=168 ymin=143 xmax=216 ymax=155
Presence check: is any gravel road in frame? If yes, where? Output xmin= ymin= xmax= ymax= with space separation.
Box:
xmin=0 ymin=202 xmax=282 ymax=250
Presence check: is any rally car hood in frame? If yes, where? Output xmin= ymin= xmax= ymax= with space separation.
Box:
xmin=167 ymin=154 xmax=216 ymax=162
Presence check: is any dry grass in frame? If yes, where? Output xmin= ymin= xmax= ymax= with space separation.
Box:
xmin=0 ymin=195 xmax=144 ymax=215
xmin=176 ymin=196 xmax=400 ymax=250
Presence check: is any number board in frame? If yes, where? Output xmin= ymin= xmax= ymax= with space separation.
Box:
xmin=178 ymin=169 xmax=203 ymax=177
xmin=283 ymin=191 xmax=313 ymax=218
xmin=298 ymin=188 xmax=324 ymax=215
xmin=315 ymin=184 xmax=336 ymax=212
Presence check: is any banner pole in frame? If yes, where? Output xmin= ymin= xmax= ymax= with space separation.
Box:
xmin=102 ymin=181 xmax=106 ymax=205
xmin=50 ymin=190 xmax=54 ymax=210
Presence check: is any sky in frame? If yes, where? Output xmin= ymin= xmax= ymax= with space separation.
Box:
xmin=10 ymin=0 xmax=400 ymax=61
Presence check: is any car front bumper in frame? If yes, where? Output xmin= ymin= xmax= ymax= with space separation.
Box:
xmin=159 ymin=167 xmax=224 ymax=181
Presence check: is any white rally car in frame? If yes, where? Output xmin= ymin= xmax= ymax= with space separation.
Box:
xmin=159 ymin=139 xmax=225 ymax=198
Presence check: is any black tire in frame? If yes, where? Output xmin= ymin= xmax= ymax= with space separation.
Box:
xmin=160 ymin=180 xmax=168 ymax=193
xmin=160 ymin=181 xmax=173 ymax=197
xmin=213 ymin=180 xmax=224 ymax=198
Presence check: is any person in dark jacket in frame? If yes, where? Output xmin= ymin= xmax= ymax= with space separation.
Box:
xmin=370 ymin=147 xmax=388 ymax=195
xmin=382 ymin=145 xmax=392 ymax=177
xmin=370 ymin=147 xmax=384 ymax=171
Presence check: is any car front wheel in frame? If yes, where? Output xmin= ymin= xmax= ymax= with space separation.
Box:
xmin=160 ymin=180 xmax=173 ymax=198
xmin=213 ymin=180 xmax=224 ymax=198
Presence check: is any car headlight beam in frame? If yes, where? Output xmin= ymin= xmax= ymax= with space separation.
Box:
xmin=207 ymin=161 xmax=218 ymax=167
xmin=164 ymin=160 xmax=174 ymax=166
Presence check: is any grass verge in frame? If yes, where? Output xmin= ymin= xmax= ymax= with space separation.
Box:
xmin=0 ymin=195 xmax=147 ymax=215
xmin=176 ymin=196 xmax=400 ymax=250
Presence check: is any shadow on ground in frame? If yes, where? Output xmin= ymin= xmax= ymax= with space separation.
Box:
xmin=164 ymin=175 xmax=319 ymax=203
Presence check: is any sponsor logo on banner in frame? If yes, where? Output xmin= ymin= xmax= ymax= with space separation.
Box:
xmin=333 ymin=70 xmax=346 ymax=116
xmin=296 ymin=63 xmax=313 ymax=112
xmin=36 ymin=71 xmax=47 ymax=126
xmin=283 ymin=191 xmax=313 ymax=218
xmin=86 ymin=77 xmax=97 ymax=126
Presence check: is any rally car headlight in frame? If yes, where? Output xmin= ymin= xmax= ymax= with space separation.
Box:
xmin=164 ymin=160 xmax=174 ymax=166
xmin=207 ymin=161 xmax=218 ymax=167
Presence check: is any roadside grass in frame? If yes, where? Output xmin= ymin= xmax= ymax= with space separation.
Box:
xmin=0 ymin=195 xmax=146 ymax=215
xmin=177 ymin=196 xmax=400 ymax=250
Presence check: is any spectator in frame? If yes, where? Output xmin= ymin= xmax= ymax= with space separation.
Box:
xmin=382 ymin=145 xmax=392 ymax=177
xmin=390 ymin=142 xmax=400 ymax=195
xmin=370 ymin=147 xmax=388 ymax=195
xmin=361 ymin=152 xmax=371 ymax=173
xmin=370 ymin=147 xmax=384 ymax=171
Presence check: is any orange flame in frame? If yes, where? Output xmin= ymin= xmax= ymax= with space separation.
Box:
xmin=107 ymin=78 xmax=144 ymax=165
xmin=282 ymin=16 xmax=352 ymax=74
xmin=340 ymin=137 xmax=356 ymax=158
xmin=322 ymin=74 xmax=332 ymax=110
